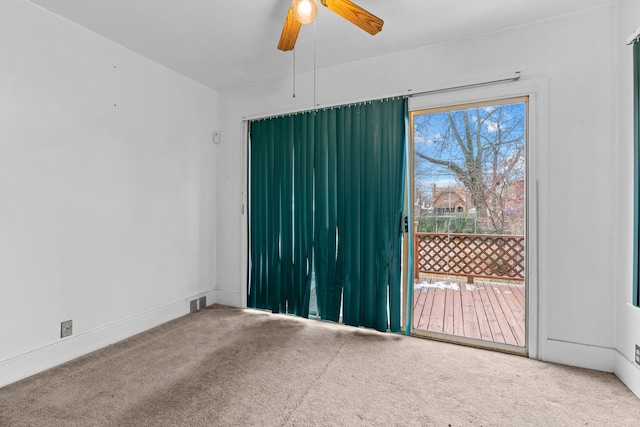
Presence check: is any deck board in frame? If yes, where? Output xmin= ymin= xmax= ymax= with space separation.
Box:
xmin=460 ymin=282 xmax=481 ymax=340
xmin=482 ymin=284 xmax=518 ymax=345
xmin=452 ymin=286 xmax=464 ymax=337
xmin=413 ymin=275 xmax=525 ymax=348
xmin=506 ymin=283 xmax=526 ymax=312
xmin=413 ymin=289 xmax=428 ymax=329
xmin=443 ymin=287 xmax=455 ymax=335
xmin=420 ymin=286 xmax=436 ymax=330
xmin=428 ymin=284 xmax=446 ymax=332
xmin=472 ymin=284 xmax=493 ymax=341
xmin=478 ymin=285 xmax=505 ymax=344
xmin=493 ymin=285 xmax=525 ymax=342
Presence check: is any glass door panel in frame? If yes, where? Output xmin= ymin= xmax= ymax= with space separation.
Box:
xmin=410 ymin=97 xmax=528 ymax=352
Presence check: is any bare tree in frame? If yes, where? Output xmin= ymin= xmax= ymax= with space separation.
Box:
xmin=414 ymin=103 xmax=525 ymax=234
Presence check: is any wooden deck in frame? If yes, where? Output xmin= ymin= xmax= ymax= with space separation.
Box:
xmin=413 ymin=275 xmax=525 ymax=347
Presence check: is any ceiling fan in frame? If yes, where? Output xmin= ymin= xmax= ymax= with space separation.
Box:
xmin=277 ymin=0 xmax=384 ymax=51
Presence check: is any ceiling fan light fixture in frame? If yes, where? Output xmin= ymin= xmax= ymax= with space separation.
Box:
xmin=292 ymin=0 xmax=318 ymax=25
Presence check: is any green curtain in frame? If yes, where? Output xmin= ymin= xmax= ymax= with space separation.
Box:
xmin=634 ymin=40 xmax=640 ymax=307
xmin=248 ymin=97 xmax=406 ymax=332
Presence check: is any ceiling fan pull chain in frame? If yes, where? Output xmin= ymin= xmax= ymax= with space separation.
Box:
xmin=293 ymin=48 xmax=296 ymax=98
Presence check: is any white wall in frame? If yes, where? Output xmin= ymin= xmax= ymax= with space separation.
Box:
xmin=0 ymin=0 xmax=218 ymax=387
xmin=218 ymin=5 xmax=622 ymax=374
xmin=614 ymin=0 xmax=640 ymax=399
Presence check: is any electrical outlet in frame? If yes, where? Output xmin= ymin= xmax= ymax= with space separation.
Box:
xmin=189 ymin=300 xmax=198 ymax=313
xmin=60 ymin=320 xmax=72 ymax=338
xmin=198 ymin=296 xmax=206 ymax=310
xmin=635 ymin=345 xmax=640 ymax=366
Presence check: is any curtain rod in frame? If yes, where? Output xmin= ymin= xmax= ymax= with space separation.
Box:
xmin=242 ymin=71 xmax=521 ymax=122
xmin=407 ymin=71 xmax=520 ymax=98
xmin=627 ymin=26 xmax=640 ymax=45
xmin=243 ymin=96 xmax=404 ymax=122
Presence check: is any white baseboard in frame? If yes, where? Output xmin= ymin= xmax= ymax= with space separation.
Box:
xmin=0 ymin=290 xmax=214 ymax=388
xmin=614 ymin=351 xmax=640 ymax=399
xmin=213 ymin=288 xmax=242 ymax=307
xmin=540 ymin=338 xmax=615 ymax=372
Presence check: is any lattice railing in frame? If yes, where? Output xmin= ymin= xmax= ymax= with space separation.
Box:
xmin=414 ymin=231 xmax=525 ymax=282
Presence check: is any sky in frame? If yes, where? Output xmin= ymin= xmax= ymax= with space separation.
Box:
xmin=413 ymin=100 xmax=526 ymax=198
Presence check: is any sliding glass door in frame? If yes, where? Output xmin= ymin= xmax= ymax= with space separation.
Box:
xmin=408 ymin=97 xmax=528 ymax=353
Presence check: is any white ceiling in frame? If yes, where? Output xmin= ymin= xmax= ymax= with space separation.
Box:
xmin=28 ymin=0 xmax=614 ymax=92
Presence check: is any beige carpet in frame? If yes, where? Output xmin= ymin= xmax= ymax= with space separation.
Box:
xmin=1 ymin=304 xmax=639 ymax=426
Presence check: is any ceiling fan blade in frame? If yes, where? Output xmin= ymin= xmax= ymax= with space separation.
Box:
xmin=321 ymin=0 xmax=383 ymax=35
xmin=278 ymin=3 xmax=302 ymax=51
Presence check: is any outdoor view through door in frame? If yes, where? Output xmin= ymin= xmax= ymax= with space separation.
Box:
xmin=410 ymin=97 xmax=527 ymax=351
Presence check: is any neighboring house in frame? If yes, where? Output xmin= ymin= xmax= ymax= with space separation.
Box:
xmin=433 ymin=186 xmax=468 ymax=214
xmin=428 ymin=182 xmax=525 ymax=234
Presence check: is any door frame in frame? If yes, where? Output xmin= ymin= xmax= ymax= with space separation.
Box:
xmin=404 ymin=78 xmax=548 ymax=359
